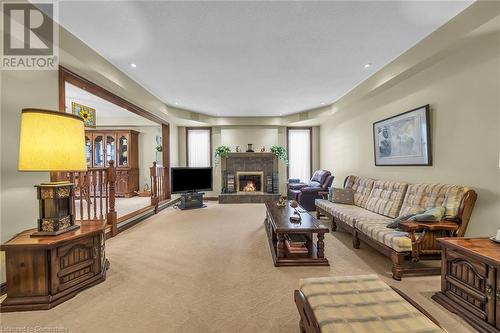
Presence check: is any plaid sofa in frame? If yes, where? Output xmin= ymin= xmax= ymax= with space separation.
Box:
xmin=315 ymin=175 xmax=476 ymax=280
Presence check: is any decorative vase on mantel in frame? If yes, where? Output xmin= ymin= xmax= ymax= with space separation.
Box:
xmin=246 ymin=144 xmax=254 ymax=152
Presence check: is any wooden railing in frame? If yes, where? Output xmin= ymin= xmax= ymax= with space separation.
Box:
xmin=56 ymin=161 xmax=169 ymax=239
xmin=57 ymin=161 xmax=118 ymax=236
xmin=150 ymin=161 xmax=170 ymax=213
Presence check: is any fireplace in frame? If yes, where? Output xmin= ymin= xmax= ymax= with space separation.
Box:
xmin=237 ymin=171 xmax=263 ymax=193
xmin=219 ymin=153 xmax=280 ymax=203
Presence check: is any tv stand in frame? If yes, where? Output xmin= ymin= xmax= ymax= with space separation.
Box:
xmin=178 ymin=192 xmax=206 ymax=210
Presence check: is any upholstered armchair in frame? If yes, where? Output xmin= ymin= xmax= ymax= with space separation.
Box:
xmin=287 ymin=170 xmax=334 ymax=211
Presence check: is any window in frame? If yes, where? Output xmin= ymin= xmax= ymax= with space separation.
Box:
xmin=187 ymin=128 xmax=211 ymax=167
xmin=287 ymin=128 xmax=312 ymax=183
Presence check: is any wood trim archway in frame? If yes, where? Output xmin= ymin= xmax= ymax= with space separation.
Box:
xmin=58 ymin=65 xmax=170 ymax=198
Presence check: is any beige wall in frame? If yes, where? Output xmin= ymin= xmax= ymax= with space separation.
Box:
xmin=221 ymin=127 xmax=279 ymax=151
xmin=177 ymin=125 xmax=320 ymax=196
xmin=320 ymin=25 xmax=500 ymax=237
xmin=1 ymin=71 xmax=58 ymax=241
xmin=0 ymin=70 xmax=59 ymax=283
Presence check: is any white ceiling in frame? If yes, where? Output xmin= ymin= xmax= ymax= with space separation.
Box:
xmin=57 ymin=1 xmax=472 ymax=117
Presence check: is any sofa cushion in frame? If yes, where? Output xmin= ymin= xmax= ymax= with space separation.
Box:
xmin=365 ymin=180 xmax=408 ymax=218
xmin=299 ymin=274 xmax=443 ymax=333
xmin=399 ymin=184 xmax=451 ymax=217
xmin=356 ymin=220 xmax=416 ymax=252
xmin=315 ymin=199 xmax=390 ymax=227
xmin=345 ymin=175 xmax=375 ymax=209
xmin=443 ymin=186 xmax=470 ymax=218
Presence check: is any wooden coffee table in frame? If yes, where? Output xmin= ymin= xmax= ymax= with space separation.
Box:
xmin=264 ymin=201 xmax=329 ymax=266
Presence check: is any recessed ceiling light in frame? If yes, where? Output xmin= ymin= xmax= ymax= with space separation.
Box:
xmin=364 ymin=63 xmax=372 ymax=68
xmin=174 ymin=102 xmax=178 ymax=105
xmin=321 ymin=102 xmax=325 ymax=105
xmin=130 ymin=63 xmax=137 ymax=68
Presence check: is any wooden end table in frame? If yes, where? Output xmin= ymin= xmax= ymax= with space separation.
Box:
xmin=264 ymin=201 xmax=329 ymax=266
xmin=0 ymin=221 xmax=109 ymax=312
xmin=432 ymin=238 xmax=500 ymax=333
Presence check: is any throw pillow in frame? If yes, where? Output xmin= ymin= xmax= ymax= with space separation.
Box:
xmin=387 ymin=213 xmax=418 ymax=229
xmin=409 ymin=206 xmax=445 ymax=222
xmin=330 ymin=188 xmax=354 ymax=205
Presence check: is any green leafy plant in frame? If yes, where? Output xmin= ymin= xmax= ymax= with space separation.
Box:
xmin=270 ymin=145 xmax=288 ymax=165
xmin=215 ymin=145 xmax=231 ymax=164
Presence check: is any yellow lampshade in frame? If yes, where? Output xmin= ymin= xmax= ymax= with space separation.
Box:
xmin=18 ymin=109 xmax=87 ymax=171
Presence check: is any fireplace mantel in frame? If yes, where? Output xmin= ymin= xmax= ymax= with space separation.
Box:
xmin=226 ymin=152 xmax=275 ymax=158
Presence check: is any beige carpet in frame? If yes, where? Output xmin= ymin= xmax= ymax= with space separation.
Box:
xmin=0 ymin=203 xmax=477 ymax=333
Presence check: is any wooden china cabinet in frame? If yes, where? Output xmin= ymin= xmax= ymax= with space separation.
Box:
xmin=85 ymin=129 xmax=139 ymax=197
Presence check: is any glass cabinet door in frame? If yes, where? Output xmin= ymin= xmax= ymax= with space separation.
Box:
xmin=85 ymin=135 xmax=92 ymax=167
xmin=106 ymin=135 xmax=116 ymax=166
xmin=118 ymin=135 xmax=129 ymax=166
xmin=94 ymin=135 xmax=104 ymax=167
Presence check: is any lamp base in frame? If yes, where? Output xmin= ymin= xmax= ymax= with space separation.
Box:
xmin=31 ymin=224 xmax=80 ymax=237
xmin=32 ymin=181 xmax=78 ymax=237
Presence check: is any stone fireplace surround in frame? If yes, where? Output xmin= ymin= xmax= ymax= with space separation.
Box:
xmin=218 ymin=152 xmax=280 ymax=203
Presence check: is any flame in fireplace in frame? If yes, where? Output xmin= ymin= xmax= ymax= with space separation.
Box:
xmin=243 ymin=181 xmax=256 ymax=192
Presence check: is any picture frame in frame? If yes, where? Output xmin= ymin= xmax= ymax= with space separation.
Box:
xmin=373 ymin=105 xmax=431 ymax=166
xmin=71 ymin=102 xmax=96 ymax=128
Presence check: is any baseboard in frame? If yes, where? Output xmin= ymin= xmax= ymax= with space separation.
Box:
xmin=158 ymin=197 xmax=181 ymax=211
xmin=0 ymin=282 xmax=6 ymax=296
xmin=117 ymin=209 xmax=156 ymax=234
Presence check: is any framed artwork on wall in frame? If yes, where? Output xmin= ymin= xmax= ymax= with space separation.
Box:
xmin=373 ymin=105 xmax=431 ymax=166
xmin=71 ymin=102 xmax=96 ymax=128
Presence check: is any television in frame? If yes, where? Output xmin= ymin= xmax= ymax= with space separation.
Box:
xmin=171 ymin=167 xmax=213 ymax=194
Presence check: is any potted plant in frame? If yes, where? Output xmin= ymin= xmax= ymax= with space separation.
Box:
xmin=215 ymin=145 xmax=231 ymax=164
xmin=270 ymin=145 xmax=288 ymax=165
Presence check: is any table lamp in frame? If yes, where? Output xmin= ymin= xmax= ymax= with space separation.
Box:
xmin=18 ymin=109 xmax=87 ymax=236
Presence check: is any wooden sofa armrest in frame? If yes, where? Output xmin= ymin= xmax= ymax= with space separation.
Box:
xmin=399 ymin=221 xmax=459 ymax=262
xmin=399 ymin=220 xmax=459 ymax=233
xmin=318 ymin=191 xmax=328 ymax=200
